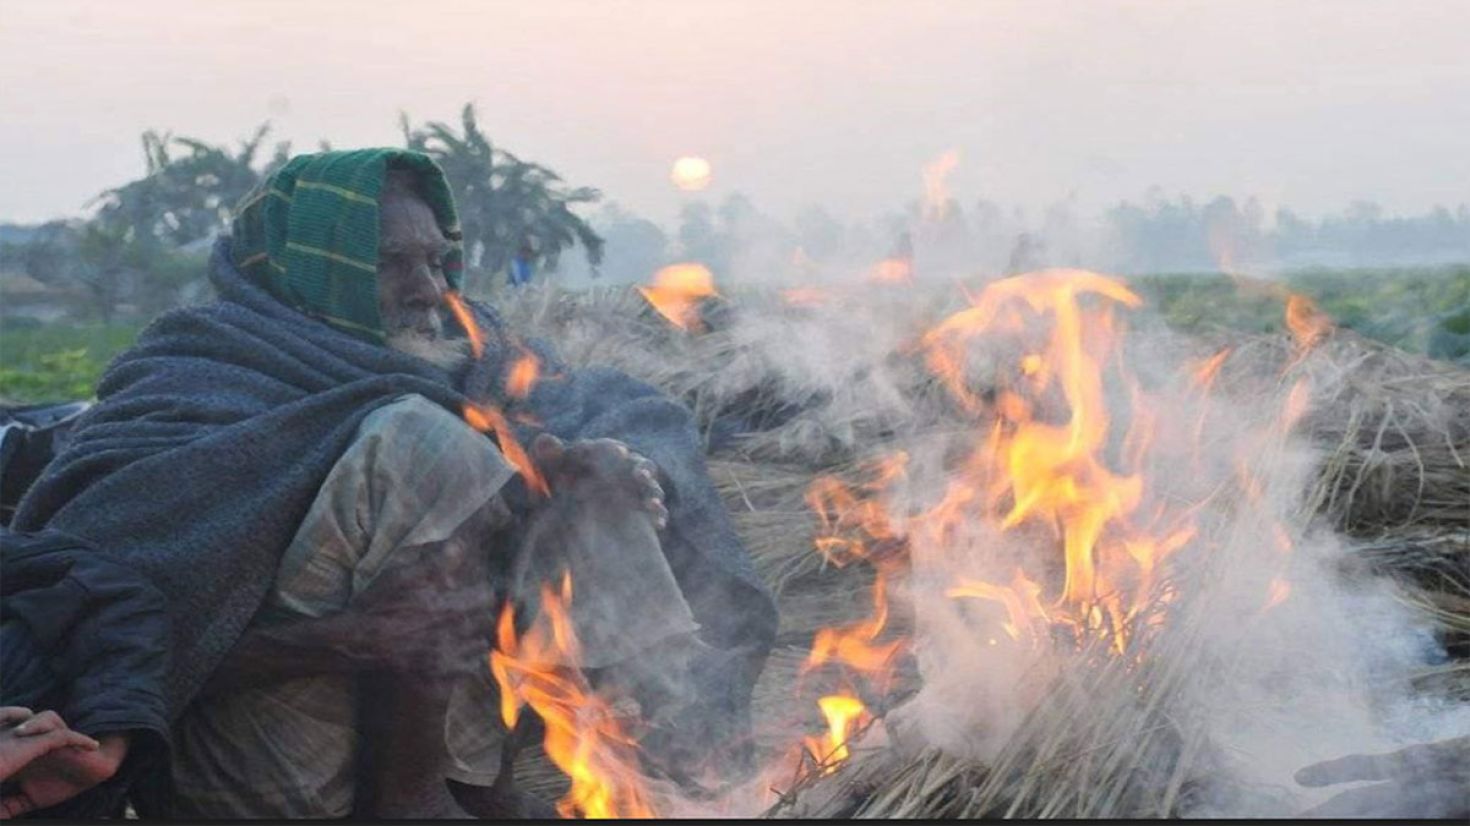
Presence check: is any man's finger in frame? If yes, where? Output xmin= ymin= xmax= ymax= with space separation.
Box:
xmin=62 ymin=731 xmax=101 ymax=751
xmin=1295 ymin=751 xmax=1403 ymax=786
xmin=13 ymin=710 xmax=63 ymax=737
xmin=637 ymin=474 xmax=664 ymax=502
xmin=648 ymin=499 xmax=669 ymax=529
xmin=0 ymin=708 xmax=33 ymax=727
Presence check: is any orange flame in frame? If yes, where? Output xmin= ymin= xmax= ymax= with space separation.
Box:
xmin=463 ymin=402 xmax=549 ymax=498
xmin=802 ymin=693 xmax=871 ymax=772
xmin=490 ymin=573 xmax=656 ymax=818
xmin=811 ymin=270 xmax=1195 ymax=662
xmin=947 ymin=568 xmax=1050 ymax=644
xmin=779 ymin=287 xmax=830 ymax=307
xmin=928 ymin=272 xmax=1151 ymax=617
xmin=1191 ymin=347 xmax=1233 ymax=390
xmin=448 ymin=292 xmax=545 ymax=497
xmin=804 ymin=576 xmax=905 ymax=687
xmin=1284 ymin=293 xmax=1332 ymax=352
xmin=799 ymin=457 xmax=910 ymax=774
xmin=793 ymin=266 xmax=1328 ymax=779
xmin=444 ymin=291 xmax=485 ymax=359
xmin=507 ymin=348 xmax=541 ymax=399
xmin=869 ymin=257 xmax=914 ymax=284
xmin=638 ymin=263 xmax=718 ymax=331
xmin=1264 ymin=577 xmax=1291 ymax=611
xmin=921 ymin=149 xmax=960 ymax=222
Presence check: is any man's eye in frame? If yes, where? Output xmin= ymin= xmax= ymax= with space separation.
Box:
xmin=429 ymin=258 xmax=444 ymax=270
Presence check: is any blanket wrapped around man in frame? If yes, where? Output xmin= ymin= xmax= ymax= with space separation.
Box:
xmin=12 ymin=232 xmax=778 ymax=800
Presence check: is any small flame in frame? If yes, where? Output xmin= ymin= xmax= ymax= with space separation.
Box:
xmin=490 ymin=573 xmax=656 ymax=818
xmin=780 ymin=287 xmax=830 ymax=307
xmin=638 ymin=263 xmax=718 ymax=332
xmin=1191 ymin=347 xmax=1233 ymax=390
xmin=947 ymin=568 xmax=1050 ymax=644
xmin=1281 ymin=377 xmax=1313 ymax=432
xmin=1284 ymin=293 xmax=1332 ymax=352
xmin=921 ymin=148 xmax=960 ymax=222
xmin=800 ymin=456 xmax=910 ymax=775
xmin=1264 ymin=577 xmax=1291 ymax=611
xmin=463 ymin=402 xmax=549 ymax=497
xmin=444 ymin=291 xmax=485 ymax=359
xmin=869 ymin=257 xmax=913 ymax=284
xmin=804 ymin=455 xmax=907 ymax=568
xmin=802 ymin=693 xmax=871 ymax=772
xmin=805 ymin=576 xmax=905 ymax=687
xmin=507 ymin=348 xmax=541 ymax=399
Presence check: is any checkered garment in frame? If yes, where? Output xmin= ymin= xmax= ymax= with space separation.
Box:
xmin=230 ymin=149 xmax=465 ymax=341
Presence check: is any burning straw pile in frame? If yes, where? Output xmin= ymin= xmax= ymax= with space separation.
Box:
xmin=489 ymin=266 xmax=1469 ymax=818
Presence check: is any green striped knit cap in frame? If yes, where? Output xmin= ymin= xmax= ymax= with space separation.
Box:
xmin=230 ymin=149 xmax=464 ymax=342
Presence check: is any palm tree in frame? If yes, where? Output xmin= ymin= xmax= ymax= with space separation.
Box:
xmin=36 ymin=125 xmax=292 ymax=319
xmin=91 ymin=124 xmax=290 ymax=248
xmin=401 ymin=104 xmax=604 ymax=292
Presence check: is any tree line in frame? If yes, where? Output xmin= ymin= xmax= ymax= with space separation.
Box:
xmin=0 ymin=105 xmax=604 ymax=321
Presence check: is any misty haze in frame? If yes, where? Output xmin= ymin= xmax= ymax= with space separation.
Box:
xmin=0 ymin=1 xmax=1467 ymax=822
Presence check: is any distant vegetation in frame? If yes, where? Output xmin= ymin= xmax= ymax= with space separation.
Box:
xmin=2 ymin=108 xmax=1467 ymax=404
xmin=0 ymin=319 xmax=146 ymax=402
xmin=1132 ymin=265 xmax=1470 ymax=362
xmin=0 ymin=104 xmax=606 ymax=326
xmin=3 ymin=266 xmax=1465 ymax=404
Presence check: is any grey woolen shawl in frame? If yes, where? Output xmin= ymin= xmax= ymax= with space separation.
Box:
xmin=14 ymin=238 xmax=776 ymax=755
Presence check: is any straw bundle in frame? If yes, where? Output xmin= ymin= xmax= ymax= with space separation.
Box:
xmin=490 ymin=282 xmax=1468 ymax=818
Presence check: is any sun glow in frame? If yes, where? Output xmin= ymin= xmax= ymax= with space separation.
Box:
xmin=670 ymin=156 xmax=712 ymax=191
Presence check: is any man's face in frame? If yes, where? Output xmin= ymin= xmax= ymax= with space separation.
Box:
xmin=377 ymin=176 xmax=452 ymax=349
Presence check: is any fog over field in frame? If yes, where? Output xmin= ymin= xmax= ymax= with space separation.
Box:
xmin=2 ymin=0 xmax=1468 ymax=257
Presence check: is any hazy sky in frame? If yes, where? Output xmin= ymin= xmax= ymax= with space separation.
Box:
xmin=3 ymin=0 xmax=1468 ymax=226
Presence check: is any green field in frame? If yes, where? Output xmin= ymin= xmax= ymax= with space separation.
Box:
xmin=2 ymin=265 xmax=1467 ymax=404
xmin=0 ymin=318 xmax=148 ymax=403
xmin=1131 ymin=265 xmax=1470 ymax=359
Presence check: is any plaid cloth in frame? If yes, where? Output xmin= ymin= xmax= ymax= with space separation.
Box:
xmin=230 ymin=149 xmax=465 ymax=342
xmin=170 ymin=396 xmax=516 ymax=817
xmin=169 ymin=394 xmax=700 ymax=816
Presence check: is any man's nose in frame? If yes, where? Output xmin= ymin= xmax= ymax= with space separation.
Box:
xmin=405 ymin=264 xmax=445 ymax=309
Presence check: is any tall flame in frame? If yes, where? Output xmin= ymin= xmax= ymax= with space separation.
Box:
xmin=451 ymin=296 xmax=547 ymax=497
xmin=490 ymin=574 xmax=656 ymax=818
xmin=444 ymin=291 xmax=485 ymax=359
xmin=919 ymin=270 xmax=1164 ymax=635
xmin=798 ymin=457 xmax=910 ymax=774
xmin=463 ymin=402 xmax=549 ymax=498
xmin=921 ymin=148 xmax=960 ymax=222
xmin=791 ymin=266 xmax=1328 ymax=787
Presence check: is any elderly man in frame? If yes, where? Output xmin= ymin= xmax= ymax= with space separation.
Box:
xmin=10 ymin=150 xmax=777 ymax=818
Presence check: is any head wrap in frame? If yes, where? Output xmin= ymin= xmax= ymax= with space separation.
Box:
xmin=230 ymin=149 xmax=464 ymax=341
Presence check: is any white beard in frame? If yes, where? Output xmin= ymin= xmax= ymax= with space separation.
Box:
xmin=385 ymin=330 xmax=472 ymax=371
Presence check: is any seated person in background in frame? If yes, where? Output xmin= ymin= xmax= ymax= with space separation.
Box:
xmin=0 ymin=709 xmax=108 ymax=821
xmin=0 ymin=709 xmax=100 ymax=782
xmin=10 ymin=150 xmax=777 ymax=818
xmin=0 ymin=527 xmax=171 ymax=819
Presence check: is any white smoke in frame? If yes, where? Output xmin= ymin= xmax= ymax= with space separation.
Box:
xmin=679 ymin=263 xmax=1468 ymax=817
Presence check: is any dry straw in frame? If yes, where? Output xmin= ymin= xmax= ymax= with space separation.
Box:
xmin=492 ymin=282 xmax=1467 ymax=817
